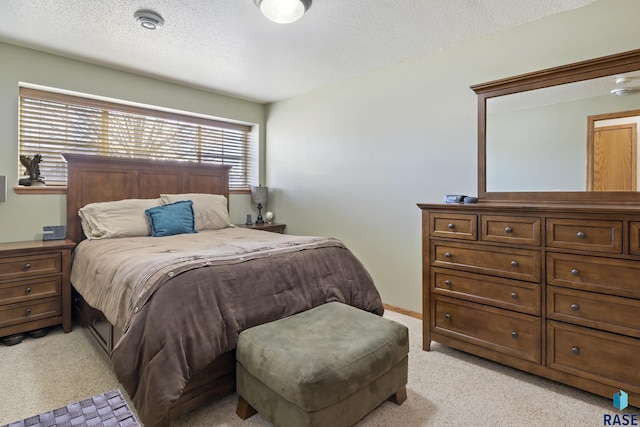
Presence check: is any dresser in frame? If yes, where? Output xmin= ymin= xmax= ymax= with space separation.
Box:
xmin=0 ymin=239 xmax=76 ymax=341
xmin=419 ymin=202 xmax=640 ymax=407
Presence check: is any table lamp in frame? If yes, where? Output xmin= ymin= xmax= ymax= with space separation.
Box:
xmin=251 ymin=185 xmax=268 ymax=224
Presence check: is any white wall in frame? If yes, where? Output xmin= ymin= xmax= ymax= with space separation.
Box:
xmin=265 ymin=0 xmax=640 ymax=313
xmin=0 ymin=42 xmax=266 ymax=242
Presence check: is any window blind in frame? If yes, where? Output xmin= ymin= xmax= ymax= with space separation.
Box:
xmin=19 ymin=87 xmax=253 ymax=190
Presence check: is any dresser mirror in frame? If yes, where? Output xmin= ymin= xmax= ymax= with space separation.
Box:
xmin=473 ymin=48 xmax=640 ymax=203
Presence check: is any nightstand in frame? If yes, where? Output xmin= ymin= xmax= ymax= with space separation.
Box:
xmin=0 ymin=239 xmax=76 ymax=344
xmin=235 ymin=223 xmax=286 ymax=234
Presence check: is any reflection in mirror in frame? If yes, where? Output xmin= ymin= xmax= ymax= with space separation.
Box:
xmin=589 ymin=111 xmax=640 ymax=191
xmin=486 ymin=72 xmax=640 ymax=192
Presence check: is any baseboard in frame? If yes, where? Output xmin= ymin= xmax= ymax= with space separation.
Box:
xmin=383 ymin=303 xmax=422 ymax=320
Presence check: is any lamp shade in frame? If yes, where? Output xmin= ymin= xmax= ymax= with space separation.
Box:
xmin=251 ymin=185 xmax=268 ymax=205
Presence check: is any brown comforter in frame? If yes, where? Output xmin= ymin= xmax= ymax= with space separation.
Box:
xmin=73 ymin=230 xmax=383 ymax=425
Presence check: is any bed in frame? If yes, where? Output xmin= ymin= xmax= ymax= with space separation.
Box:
xmin=64 ymin=154 xmax=384 ymax=427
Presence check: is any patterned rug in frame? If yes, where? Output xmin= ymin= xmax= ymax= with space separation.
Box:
xmin=1 ymin=389 xmax=139 ymax=427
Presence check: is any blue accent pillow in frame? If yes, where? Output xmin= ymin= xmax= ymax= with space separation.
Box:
xmin=145 ymin=200 xmax=197 ymax=237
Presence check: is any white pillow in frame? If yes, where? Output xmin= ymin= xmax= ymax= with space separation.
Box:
xmin=160 ymin=193 xmax=231 ymax=231
xmin=79 ymin=198 xmax=162 ymax=240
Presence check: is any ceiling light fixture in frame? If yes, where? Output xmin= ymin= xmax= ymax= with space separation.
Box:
xmin=254 ymin=0 xmax=311 ymax=24
xmin=611 ymin=87 xmax=632 ymax=96
xmin=615 ymin=76 xmax=632 ymax=85
xmin=134 ymin=10 xmax=164 ymax=30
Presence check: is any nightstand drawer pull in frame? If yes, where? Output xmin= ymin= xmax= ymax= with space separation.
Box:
xmin=510 ymin=292 xmax=518 ymax=299
xmin=24 ymin=263 xmax=31 ymax=270
xmin=444 ymin=280 xmax=451 ymax=286
xmin=570 ymin=304 xmax=579 ymax=311
xmin=24 ymin=308 xmax=32 ymax=316
xmin=511 ymin=331 xmax=518 ymax=338
xmin=510 ymin=260 xmax=518 ymax=267
xmin=577 ymin=231 xmax=586 ymax=239
xmin=571 ymin=346 xmax=580 ymax=355
xmin=448 ymin=223 xmax=455 ymax=229
xmin=444 ymin=314 xmax=451 ymax=320
xmin=444 ymin=252 xmax=452 ymax=258
xmin=571 ymin=269 xmax=580 ymax=276
xmin=505 ymin=226 xmax=513 ymax=233
xmin=25 ymin=287 xmax=32 ymax=294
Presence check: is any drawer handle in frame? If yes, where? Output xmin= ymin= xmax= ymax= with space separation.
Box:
xmin=444 ymin=252 xmax=452 ymax=258
xmin=444 ymin=314 xmax=451 ymax=320
xmin=505 ymin=226 xmax=513 ymax=233
xmin=91 ymin=318 xmax=100 ymax=325
xmin=25 ymin=287 xmax=32 ymax=294
xmin=25 ymin=308 xmax=32 ymax=316
xmin=577 ymin=231 xmax=586 ymax=239
xmin=571 ymin=347 xmax=580 ymax=355
xmin=24 ymin=263 xmax=31 ymax=270
xmin=571 ymin=269 xmax=580 ymax=276
xmin=510 ymin=292 xmax=518 ymax=299
xmin=510 ymin=260 xmax=518 ymax=267
xmin=511 ymin=332 xmax=518 ymax=338
xmin=570 ymin=303 xmax=579 ymax=311
xmin=444 ymin=280 xmax=451 ymax=286
xmin=448 ymin=223 xmax=455 ymax=230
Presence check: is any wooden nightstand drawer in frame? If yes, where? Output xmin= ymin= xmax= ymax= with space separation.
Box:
xmin=429 ymin=213 xmax=477 ymax=240
xmin=434 ymin=296 xmax=541 ymax=363
xmin=431 ymin=241 xmax=541 ymax=282
xmin=481 ymin=215 xmax=541 ymax=246
xmin=547 ymin=321 xmax=640 ymax=394
xmin=432 ymin=268 xmax=540 ymax=315
xmin=547 ymin=286 xmax=640 ymax=338
xmin=546 ymin=218 xmax=622 ymax=253
xmin=0 ymin=297 xmax=61 ymax=328
xmin=0 ymin=252 xmax=61 ymax=281
xmin=0 ymin=277 xmax=61 ymax=305
xmin=547 ymin=252 xmax=640 ymax=299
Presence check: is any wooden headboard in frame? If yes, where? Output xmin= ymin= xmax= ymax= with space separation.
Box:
xmin=64 ymin=154 xmax=231 ymax=243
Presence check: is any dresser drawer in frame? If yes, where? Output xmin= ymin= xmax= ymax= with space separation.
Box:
xmin=546 ymin=218 xmax=622 ymax=253
xmin=432 ymin=268 xmax=540 ymax=315
xmin=481 ymin=215 xmax=541 ymax=246
xmin=431 ymin=241 xmax=541 ymax=282
xmin=434 ymin=296 xmax=541 ymax=363
xmin=0 ymin=252 xmax=61 ymax=281
xmin=0 ymin=297 xmax=61 ymax=329
xmin=547 ymin=321 xmax=640 ymax=394
xmin=547 ymin=286 xmax=640 ymax=338
xmin=631 ymin=222 xmax=640 ymax=255
xmin=0 ymin=277 xmax=61 ymax=305
xmin=429 ymin=213 xmax=477 ymax=240
xmin=547 ymin=252 xmax=640 ymax=299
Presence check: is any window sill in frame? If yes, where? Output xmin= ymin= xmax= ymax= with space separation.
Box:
xmin=14 ymin=186 xmax=67 ymax=195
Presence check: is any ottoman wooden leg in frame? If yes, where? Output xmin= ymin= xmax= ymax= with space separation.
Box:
xmin=236 ymin=396 xmax=258 ymax=419
xmin=387 ymin=385 xmax=407 ymax=405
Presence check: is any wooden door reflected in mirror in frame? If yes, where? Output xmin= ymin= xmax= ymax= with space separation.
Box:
xmin=587 ymin=110 xmax=639 ymax=191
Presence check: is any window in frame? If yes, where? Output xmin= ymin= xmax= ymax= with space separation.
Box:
xmin=18 ymin=87 xmax=254 ymax=191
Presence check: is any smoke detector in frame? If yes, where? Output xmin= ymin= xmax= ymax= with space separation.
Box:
xmin=134 ymin=10 xmax=164 ymax=30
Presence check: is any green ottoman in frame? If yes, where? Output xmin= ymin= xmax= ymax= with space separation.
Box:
xmin=235 ymin=302 xmax=409 ymax=427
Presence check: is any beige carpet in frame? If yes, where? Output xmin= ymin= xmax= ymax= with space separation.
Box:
xmin=0 ymin=311 xmax=634 ymax=426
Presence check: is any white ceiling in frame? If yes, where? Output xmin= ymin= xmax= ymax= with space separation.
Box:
xmin=0 ymin=0 xmax=598 ymax=104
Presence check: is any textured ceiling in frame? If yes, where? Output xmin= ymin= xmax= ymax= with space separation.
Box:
xmin=0 ymin=0 xmax=598 ymax=103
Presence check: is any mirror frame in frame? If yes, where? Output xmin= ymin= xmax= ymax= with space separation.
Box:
xmin=472 ymin=48 xmax=640 ymax=203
